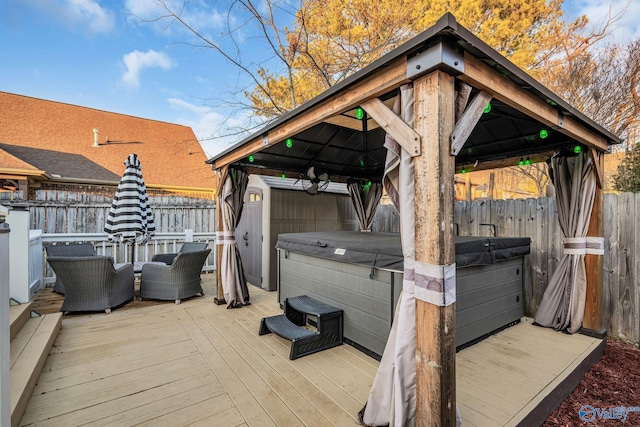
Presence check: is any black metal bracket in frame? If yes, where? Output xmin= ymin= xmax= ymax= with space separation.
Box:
xmin=407 ymin=38 xmax=464 ymax=80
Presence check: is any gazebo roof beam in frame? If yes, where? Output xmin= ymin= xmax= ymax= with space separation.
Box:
xmin=458 ymin=54 xmax=609 ymax=151
xmin=212 ymin=57 xmax=410 ymax=169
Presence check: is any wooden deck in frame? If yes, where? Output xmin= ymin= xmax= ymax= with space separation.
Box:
xmin=20 ymin=276 xmax=603 ymax=426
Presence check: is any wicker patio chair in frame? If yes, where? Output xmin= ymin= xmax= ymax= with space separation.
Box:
xmin=45 ymin=243 xmax=98 ymax=294
xmin=46 ymin=256 xmax=135 ymax=314
xmin=140 ymin=249 xmax=211 ymax=304
xmin=151 ymin=242 xmax=208 ymax=265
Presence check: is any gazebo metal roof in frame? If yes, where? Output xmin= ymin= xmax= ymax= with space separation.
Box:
xmin=208 ymin=13 xmax=620 ymax=181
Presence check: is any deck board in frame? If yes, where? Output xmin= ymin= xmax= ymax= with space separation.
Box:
xmin=20 ymin=277 xmax=602 ymax=426
xmin=456 ymin=317 xmax=601 ymax=427
xmin=207 ymin=303 xmax=365 ymax=426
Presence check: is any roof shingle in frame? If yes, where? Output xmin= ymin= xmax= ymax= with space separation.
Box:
xmin=0 ymin=91 xmax=216 ymax=191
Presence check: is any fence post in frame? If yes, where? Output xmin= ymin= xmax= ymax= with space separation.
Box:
xmin=8 ymin=204 xmax=31 ymax=303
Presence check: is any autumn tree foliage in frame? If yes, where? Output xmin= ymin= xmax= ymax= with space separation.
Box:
xmin=249 ymin=0 xmax=592 ymax=117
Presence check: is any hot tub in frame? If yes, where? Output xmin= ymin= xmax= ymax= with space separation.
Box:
xmin=276 ymin=231 xmax=530 ymax=357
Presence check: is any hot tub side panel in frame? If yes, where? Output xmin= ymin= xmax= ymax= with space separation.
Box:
xmin=456 ymin=257 xmax=524 ymax=348
xmin=277 ymin=250 xmax=401 ymax=357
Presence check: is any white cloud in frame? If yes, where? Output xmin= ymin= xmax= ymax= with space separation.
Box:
xmin=121 ymin=50 xmax=175 ymax=88
xmin=167 ymin=97 xmax=251 ymax=157
xmin=570 ymin=0 xmax=640 ymax=44
xmin=67 ymin=0 xmax=114 ymax=33
xmin=124 ymin=0 xmax=166 ymax=21
xmin=17 ymin=0 xmax=115 ymax=34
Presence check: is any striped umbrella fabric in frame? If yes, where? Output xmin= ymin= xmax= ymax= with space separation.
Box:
xmin=104 ymin=154 xmax=155 ymax=251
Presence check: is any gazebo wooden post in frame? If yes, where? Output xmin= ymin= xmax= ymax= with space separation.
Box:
xmin=413 ymin=70 xmax=457 ymax=426
xmin=583 ymin=151 xmax=605 ymax=333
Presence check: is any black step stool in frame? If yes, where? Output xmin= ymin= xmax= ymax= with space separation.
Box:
xmin=259 ymin=295 xmax=343 ymax=360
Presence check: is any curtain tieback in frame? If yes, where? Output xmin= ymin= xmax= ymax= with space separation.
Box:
xmin=413 ymin=261 xmax=456 ymax=307
xmin=563 ymin=237 xmax=604 ymax=255
xmin=216 ymin=231 xmax=236 ymax=244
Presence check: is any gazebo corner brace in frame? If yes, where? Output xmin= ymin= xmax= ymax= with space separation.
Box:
xmin=407 ymin=39 xmax=464 ymax=81
xmin=361 ymin=98 xmax=422 ymax=157
xmin=450 ymin=91 xmax=492 ymax=156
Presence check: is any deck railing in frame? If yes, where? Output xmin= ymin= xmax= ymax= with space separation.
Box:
xmin=41 ymin=231 xmax=217 ymax=286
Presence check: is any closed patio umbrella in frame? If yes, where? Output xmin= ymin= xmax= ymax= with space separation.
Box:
xmin=104 ymin=153 xmax=156 ymax=263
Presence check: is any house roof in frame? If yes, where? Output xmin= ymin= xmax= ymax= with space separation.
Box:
xmin=0 ymin=148 xmax=43 ymax=174
xmin=0 ymin=92 xmax=216 ymax=192
xmin=208 ymin=13 xmax=621 ymax=181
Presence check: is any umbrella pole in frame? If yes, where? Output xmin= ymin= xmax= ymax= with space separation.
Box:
xmin=131 ymin=242 xmax=135 ymax=264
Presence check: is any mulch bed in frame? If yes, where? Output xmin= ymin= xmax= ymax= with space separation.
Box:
xmin=544 ymin=338 xmax=640 ymax=426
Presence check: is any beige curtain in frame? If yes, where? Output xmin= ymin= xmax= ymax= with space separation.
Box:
xmin=220 ymin=168 xmax=250 ymax=308
xmin=360 ymin=84 xmax=418 ymax=426
xmin=534 ymin=152 xmax=597 ymax=333
xmin=347 ymin=180 xmax=383 ymax=231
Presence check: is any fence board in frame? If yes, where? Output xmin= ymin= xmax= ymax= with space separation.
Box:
xmin=616 ymin=193 xmax=636 ymax=340
xmin=531 ymin=198 xmax=548 ymax=314
xmin=603 ymin=194 xmax=619 ymax=335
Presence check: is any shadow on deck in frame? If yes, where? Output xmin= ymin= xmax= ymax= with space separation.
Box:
xmin=19 ymin=275 xmax=603 ymax=426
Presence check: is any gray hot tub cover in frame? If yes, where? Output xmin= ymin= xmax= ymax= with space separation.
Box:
xmin=276 ymin=231 xmax=530 ymax=271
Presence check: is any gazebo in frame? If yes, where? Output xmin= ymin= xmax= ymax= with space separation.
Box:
xmin=207 ymin=13 xmax=620 ymax=425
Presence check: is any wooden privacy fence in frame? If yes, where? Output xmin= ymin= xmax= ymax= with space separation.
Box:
xmin=28 ymin=190 xmax=216 ymax=233
xmin=10 ymin=189 xmax=639 ymax=342
xmin=373 ymin=193 xmax=640 ymax=343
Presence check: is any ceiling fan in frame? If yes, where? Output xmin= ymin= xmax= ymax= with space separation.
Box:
xmin=297 ymin=166 xmax=330 ymax=195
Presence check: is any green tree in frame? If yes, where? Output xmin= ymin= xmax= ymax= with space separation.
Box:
xmin=613 ymin=144 xmax=640 ymax=192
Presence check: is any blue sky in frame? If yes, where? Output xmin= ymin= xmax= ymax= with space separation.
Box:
xmin=0 ymin=0 xmax=638 ymax=158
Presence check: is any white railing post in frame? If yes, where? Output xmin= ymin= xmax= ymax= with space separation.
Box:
xmin=0 ymin=218 xmax=10 ymax=427
xmin=29 ymin=230 xmax=44 ymax=297
xmin=8 ymin=204 xmax=31 ymax=303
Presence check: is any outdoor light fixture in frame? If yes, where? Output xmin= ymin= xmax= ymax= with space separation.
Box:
xmin=285 ymin=138 xmax=293 ymax=148
xmin=355 ymin=107 xmax=365 ymax=120
xmin=248 ymin=154 xmax=255 ymax=163
xmin=574 ymin=145 xmax=582 ymax=154
xmin=518 ymin=158 xmax=525 ymax=166
xmin=484 ymin=103 xmax=491 ymax=113
xmin=281 ymin=173 xmax=286 ymax=178
xmin=461 ymin=168 xmax=467 ymax=174
xmin=525 ymin=157 xmax=531 ymax=165
xmin=539 ymin=129 xmax=549 ymax=139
